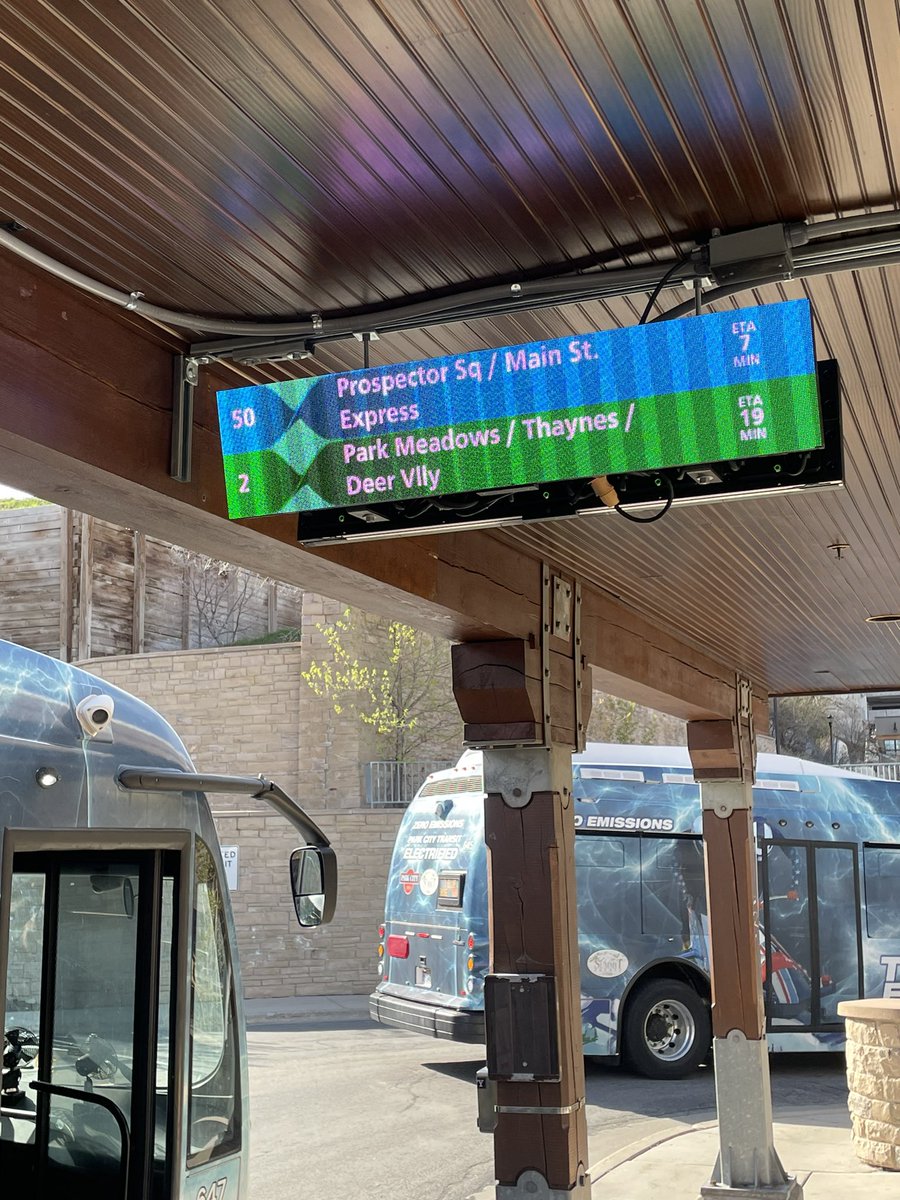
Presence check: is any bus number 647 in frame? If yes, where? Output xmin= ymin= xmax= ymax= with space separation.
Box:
xmin=196 ymin=1180 xmax=227 ymax=1200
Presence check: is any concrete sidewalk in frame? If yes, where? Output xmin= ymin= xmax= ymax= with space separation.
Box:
xmin=589 ymin=1104 xmax=896 ymax=1198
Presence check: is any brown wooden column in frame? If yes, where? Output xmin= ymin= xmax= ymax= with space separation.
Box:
xmin=132 ymin=530 xmax=146 ymax=654
xmin=688 ymin=705 xmax=764 ymax=1044
xmin=58 ymin=507 xmax=74 ymax=662
xmin=76 ymin=512 xmax=93 ymax=661
xmin=451 ymin=568 xmax=591 ymax=1199
xmin=688 ymin=684 xmax=802 ymax=1199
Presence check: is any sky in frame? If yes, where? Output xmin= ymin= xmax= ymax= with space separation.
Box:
xmin=0 ymin=485 xmax=32 ymax=499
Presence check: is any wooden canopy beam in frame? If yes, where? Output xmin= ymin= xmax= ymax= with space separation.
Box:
xmin=0 ymin=249 xmax=761 ymax=726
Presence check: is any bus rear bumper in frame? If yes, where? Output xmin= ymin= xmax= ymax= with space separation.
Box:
xmin=369 ymin=991 xmax=485 ymax=1043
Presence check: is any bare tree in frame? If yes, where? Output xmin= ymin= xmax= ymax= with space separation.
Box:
xmin=771 ymin=693 xmax=874 ymax=764
xmin=177 ymin=551 xmax=267 ymax=648
xmin=586 ymin=693 xmax=686 ymax=746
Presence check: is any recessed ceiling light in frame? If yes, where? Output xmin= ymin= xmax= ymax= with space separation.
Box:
xmin=865 ymin=614 xmax=900 ymax=623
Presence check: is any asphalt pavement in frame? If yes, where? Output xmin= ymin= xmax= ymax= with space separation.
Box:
xmin=243 ymin=998 xmax=897 ymax=1200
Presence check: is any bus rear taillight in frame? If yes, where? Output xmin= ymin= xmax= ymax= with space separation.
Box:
xmin=387 ymin=935 xmax=410 ymax=958
xmin=467 ymin=932 xmax=475 ymax=950
xmin=378 ymin=924 xmax=385 ymax=938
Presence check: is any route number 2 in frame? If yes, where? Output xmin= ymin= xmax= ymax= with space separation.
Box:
xmin=238 ymin=474 xmax=250 ymax=494
xmin=231 ymin=407 xmax=256 ymax=430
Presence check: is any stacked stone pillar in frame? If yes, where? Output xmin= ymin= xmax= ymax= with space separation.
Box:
xmin=839 ymin=999 xmax=900 ymax=1171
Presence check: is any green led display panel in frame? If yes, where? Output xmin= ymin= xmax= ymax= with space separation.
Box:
xmin=217 ymin=299 xmax=821 ymax=519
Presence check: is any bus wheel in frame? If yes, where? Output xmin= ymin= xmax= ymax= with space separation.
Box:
xmin=622 ymin=978 xmax=710 ymax=1080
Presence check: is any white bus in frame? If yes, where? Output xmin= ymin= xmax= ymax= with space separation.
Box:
xmin=1 ymin=639 xmax=336 ymax=1200
xmin=372 ymin=745 xmax=900 ymax=1078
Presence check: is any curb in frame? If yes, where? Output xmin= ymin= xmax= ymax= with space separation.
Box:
xmin=243 ymin=995 xmax=372 ymax=1023
xmin=588 ymin=1118 xmax=718 ymax=1181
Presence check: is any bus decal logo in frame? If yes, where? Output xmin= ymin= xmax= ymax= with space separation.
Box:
xmin=419 ymin=868 xmax=439 ymax=896
xmin=881 ymin=954 xmax=900 ymax=1000
xmin=400 ymin=869 xmax=419 ymax=895
xmin=587 ymin=949 xmax=629 ymax=978
xmin=574 ymin=814 xmax=675 ymax=831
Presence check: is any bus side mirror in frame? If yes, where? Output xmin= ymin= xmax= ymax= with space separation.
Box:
xmin=290 ymin=846 xmax=337 ymax=927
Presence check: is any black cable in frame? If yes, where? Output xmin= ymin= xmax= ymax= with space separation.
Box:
xmin=782 ymin=452 xmax=810 ymax=478
xmin=614 ymin=474 xmax=675 ymax=523
xmin=430 ymin=495 xmax=483 ymax=512
xmin=638 ymin=257 xmax=691 ymax=325
xmin=397 ymin=500 xmax=435 ymax=520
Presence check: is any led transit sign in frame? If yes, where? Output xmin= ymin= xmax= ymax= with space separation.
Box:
xmin=216 ymin=298 xmax=821 ymax=525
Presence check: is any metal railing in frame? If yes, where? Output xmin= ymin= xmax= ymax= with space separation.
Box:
xmin=841 ymin=761 xmax=900 ymax=781
xmin=364 ymin=760 xmax=454 ymax=808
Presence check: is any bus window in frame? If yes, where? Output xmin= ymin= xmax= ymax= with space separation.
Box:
xmin=2 ymin=873 xmax=44 ymax=1124
xmin=4 ymin=873 xmax=44 ymax=1036
xmin=576 ymin=838 xmax=625 ymax=870
xmin=154 ymin=875 xmax=176 ymax=1193
xmin=3 ymin=852 xmax=177 ymax=1200
xmin=575 ymin=836 xmax=640 ymax=952
xmin=188 ymin=840 xmax=240 ymax=1167
xmin=762 ymin=844 xmax=813 ymax=1026
xmin=863 ymin=846 xmax=900 ymax=938
xmin=639 ymin=838 xmax=704 ymax=942
xmin=815 ymin=846 xmax=862 ymax=1021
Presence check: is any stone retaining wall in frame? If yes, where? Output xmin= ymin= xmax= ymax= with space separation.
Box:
xmin=82 ymin=629 xmax=409 ymax=998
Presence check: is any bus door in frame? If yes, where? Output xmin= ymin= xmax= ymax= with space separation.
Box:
xmin=1 ymin=830 xmax=191 ymax=1200
xmin=759 ymin=839 xmax=863 ymax=1030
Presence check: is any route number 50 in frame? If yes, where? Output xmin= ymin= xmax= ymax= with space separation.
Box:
xmin=232 ymin=408 xmax=256 ymax=430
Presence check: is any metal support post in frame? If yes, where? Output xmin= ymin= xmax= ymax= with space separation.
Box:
xmin=704 ymin=1030 xmax=802 ymax=1200
xmin=170 ymin=354 xmax=199 ymax=482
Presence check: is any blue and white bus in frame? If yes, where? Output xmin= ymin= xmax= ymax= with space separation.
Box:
xmin=370 ymin=744 xmax=900 ymax=1079
xmin=0 ymin=640 xmax=336 ymax=1199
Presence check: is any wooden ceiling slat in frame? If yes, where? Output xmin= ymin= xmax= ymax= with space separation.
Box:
xmin=171 ymin=0 xmax=508 ymax=284
xmin=603 ymin=0 xmax=759 ymax=225
xmin=279 ymin=0 xmax=584 ymax=271
xmin=859 ymin=0 xmax=900 ymax=202
xmin=0 ymin=121 xmax=267 ymax=314
xmin=695 ymin=0 xmax=815 ymax=218
xmin=815 ymin=0 xmax=897 ymax=206
xmin=533 ymin=2 xmax=713 ymax=235
xmin=2 ymin=1 xmax=900 ymax=693
xmin=0 ymin=4 xmax=315 ymax=291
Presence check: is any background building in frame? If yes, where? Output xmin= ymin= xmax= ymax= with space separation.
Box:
xmin=865 ymin=693 xmax=900 ymax=758
xmin=0 ymin=502 xmax=461 ymax=996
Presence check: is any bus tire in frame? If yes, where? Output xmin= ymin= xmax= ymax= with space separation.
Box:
xmin=622 ymin=978 xmax=710 ymax=1080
